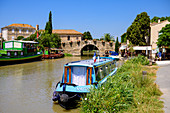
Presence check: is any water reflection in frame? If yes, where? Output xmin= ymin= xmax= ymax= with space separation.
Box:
xmin=0 ymin=56 xmax=91 ymax=113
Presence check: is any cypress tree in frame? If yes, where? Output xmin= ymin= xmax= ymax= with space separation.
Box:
xmin=115 ymin=37 xmax=119 ymax=53
xmin=45 ymin=11 xmax=52 ymax=34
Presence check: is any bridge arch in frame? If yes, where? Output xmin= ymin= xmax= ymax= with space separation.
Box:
xmin=80 ymin=44 xmax=99 ymax=56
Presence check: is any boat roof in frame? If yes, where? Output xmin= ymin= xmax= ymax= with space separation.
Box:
xmin=65 ymin=57 xmax=115 ymax=67
xmin=3 ymin=40 xmax=38 ymax=44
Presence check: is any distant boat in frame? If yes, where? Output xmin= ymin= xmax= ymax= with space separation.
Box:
xmin=52 ymin=57 xmax=117 ymax=109
xmin=0 ymin=40 xmax=42 ymax=65
xmin=109 ymin=51 xmax=119 ymax=60
xmin=42 ymin=48 xmax=64 ymax=59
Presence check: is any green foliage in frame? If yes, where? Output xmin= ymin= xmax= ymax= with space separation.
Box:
xmin=121 ymin=33 xmax=127 ymax=43
xmin=157 ymin=24 xmax=170 ymax=47
xmin=151 ymin=16 xmax=170 ymax=23
xmin=150 ymin=16 xmax=160 ymax=23
xmin=64 ymin=53 xmax=73 ymax=56
xmin=126 ymin=12 xmax=150 ymax=46
xmin=16 ymin=36 xmax=24 ymax=40
xmin=81 ymin=55 xmax=162 ymax=113
xmin=115 ymin=37 xmax=119 ymax=53
xmin=45 ymin=11 xmax=52 ymax=34
xmin=38 ymin=32 xmax=61 ymax=50
xmin=103 ymin=33 xmax=115 ymax=42
xmin=82 ymin=31 xmax=93 ymax=40
xmin=128 ymin=42 xmax=134 ymax=57
xmin=130 ymin=54 xmax=149 ymax=65
xmin=24 ymin=31 xmax=40 ymax=41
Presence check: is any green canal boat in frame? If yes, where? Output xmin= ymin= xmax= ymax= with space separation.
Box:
xmin=0 ymin=40 xmax=42 ymax=65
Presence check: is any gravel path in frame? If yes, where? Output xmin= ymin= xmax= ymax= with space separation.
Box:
xmin=156 ymin=64 xmax=170 ymax=113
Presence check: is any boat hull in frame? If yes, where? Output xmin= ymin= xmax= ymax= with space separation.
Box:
xmin=0 ymin=54 xmax=42 ymax=66
xmin=42 ymin=53 xmax=64 ymax=59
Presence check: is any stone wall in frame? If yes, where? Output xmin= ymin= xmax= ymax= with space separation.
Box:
xmin=62 ymin=40 xmax=115 ymax=56
xmin=59 ymin=34 xmax=82 ymax=42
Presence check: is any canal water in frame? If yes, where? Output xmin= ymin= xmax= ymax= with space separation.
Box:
xmin=0 ymin=56 xmax=91 ymax=113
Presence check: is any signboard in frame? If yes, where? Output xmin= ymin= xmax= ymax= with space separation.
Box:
xmin=14 ymin=42 xmax=22 ymax=48
xmin=5 ymin=42 xmax=13 ymax=48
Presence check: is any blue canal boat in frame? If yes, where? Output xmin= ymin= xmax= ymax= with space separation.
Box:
xmin=52 ymin=57 xmax=117 ymax=108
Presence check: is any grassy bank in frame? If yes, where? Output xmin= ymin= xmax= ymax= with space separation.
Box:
xmin=81 ymin=55 xmax=163 ymax=113
xmin=64 ymin=53 xmax=73 ymax=56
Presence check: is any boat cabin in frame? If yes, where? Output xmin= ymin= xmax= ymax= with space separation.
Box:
xmin=1 ymin=40 xmax=40 ymax=57
xmin=43 ymin=48 xmax=64 ymax=59
xmin=61 ymin=57 xmax=116 ymax=87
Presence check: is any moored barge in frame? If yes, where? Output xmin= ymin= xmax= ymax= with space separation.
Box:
xmin=52 ymin=57 xmax=117 ymax=108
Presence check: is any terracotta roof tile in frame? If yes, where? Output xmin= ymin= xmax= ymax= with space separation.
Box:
xmin=5 ymin=23 xmax=35 ymax=29
xmin=40 ymin=29 xmax=82 ymax=35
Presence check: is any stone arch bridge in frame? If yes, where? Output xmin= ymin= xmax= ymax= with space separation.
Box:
xmin=61 ymin=40 xmax=115 ymax=56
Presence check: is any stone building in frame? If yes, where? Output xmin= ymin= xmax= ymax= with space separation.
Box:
xmin=150 ymin=20 xmax=170 ymax=58
xmin=150 ymin=20 xmax=170 ymax=50
xmin=40 ymin=29 xmax=83 ymax=43
xmin=1 ymin=23 xmax=37 ymax=40
xmin=52 ymin=29 xmax=82 ymax=42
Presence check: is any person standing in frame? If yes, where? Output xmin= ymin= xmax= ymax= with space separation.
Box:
xmin=158 ymin=51 xmax=162 ymax=61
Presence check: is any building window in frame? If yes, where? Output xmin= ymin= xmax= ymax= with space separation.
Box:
xmin=32 ymin=30 xmax=35 ymax=34
xmin=19 ymin=29 xmax=21 ymax=33
xmin=76 ymin=37 xmax=78 ymax=40
xmin=68 ymin=36 xmax=70 ymax=41
xmin=12 ymin=29 xmax=14 ymax=33
xmin=12 ymin=36 xmax=14 ymax=40
xmin=26 ymin=30 xmax=29 ymax=33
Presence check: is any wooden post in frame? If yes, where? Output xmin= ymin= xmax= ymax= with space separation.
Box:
xmin=69 ymin=67 xmax=71 ymax=84
xmin=86 ymin=68 xmax=89 ymax=85
xmin=90 ymin=68 xmax=92 ymax=84
xmin=64 ymin=67 xmax=67 ymax=83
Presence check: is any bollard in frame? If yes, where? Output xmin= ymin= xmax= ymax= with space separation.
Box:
xmin=142 ymin=71 xmax=147 ymax=80
xmin=149 ymin=59 xmax=152 ymax=66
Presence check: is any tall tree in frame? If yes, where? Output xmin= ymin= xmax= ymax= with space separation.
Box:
xmin=39 ymin=32 xmax=61 ymax=50
xmin=121 ymin=33 xmax=127 ymax=43
xmin=157 ymin=24 xmax=170 ymax=47
xmin=126 ymin=12 xmax=150 ymax=46
xmin=103 ymin=33 xmax=114 ymax=42
xmin=45 ymin=11 xmax=52 ymax=34
xmin=82 ymin=31 xmax=92 ymax=40
xmin=115 ymin=37 xmax=119 ymax=53
xmin=150 ymin=16 xmax=160 ymax=23
xmin=151 ymin=16 xmax=170 ymax=23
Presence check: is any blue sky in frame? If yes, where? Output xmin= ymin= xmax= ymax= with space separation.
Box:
xmin=0 ymin=0 xmax=169 ymax=41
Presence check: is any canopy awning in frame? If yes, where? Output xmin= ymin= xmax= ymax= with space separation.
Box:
xmin=119 ymin=45 xmax=127 ymax=50
xmin=132 ymin=46 xmax=152 ymax=50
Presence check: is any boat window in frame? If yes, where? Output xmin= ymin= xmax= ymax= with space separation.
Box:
xmin=111 ymin=62 xmax=116 ymax=71
xmin=95 ymin=68 xmax=100 ymax=81
xmin=14 ymin=52 xmax=17 ymax=56
xmin=7 ymin=52 xmax=10 ymax=56
xmin=21 ymin=52 xmax=23 ymax=56
xmin=102 ymin=65 xmax=107 ymax=77
xmin=72 ymin=66 xmax=86 ymax=86
xmin=106 ymin=64 xmax=111 ymax=75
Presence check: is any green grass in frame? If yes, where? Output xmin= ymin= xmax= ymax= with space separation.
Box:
xmin=64 ymin=53 xmax=73 ymax=56
xmin=81 ymin=55 xmax=163 ymax=113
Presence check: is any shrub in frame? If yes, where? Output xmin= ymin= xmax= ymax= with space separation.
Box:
xmin=81 ymin=55 xmax=163 ymax=113
xmin=64 ymin=53 xmax=72 ymax=56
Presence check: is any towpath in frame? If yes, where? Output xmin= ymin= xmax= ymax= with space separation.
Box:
xmin=156 ymin=61 xmax=170 ymax=113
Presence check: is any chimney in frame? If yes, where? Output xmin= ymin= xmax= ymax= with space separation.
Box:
xmin=158 ymin=19 xmax=160 ymax=23
xmin=36 ymin=25 xmax=39 ymax=31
